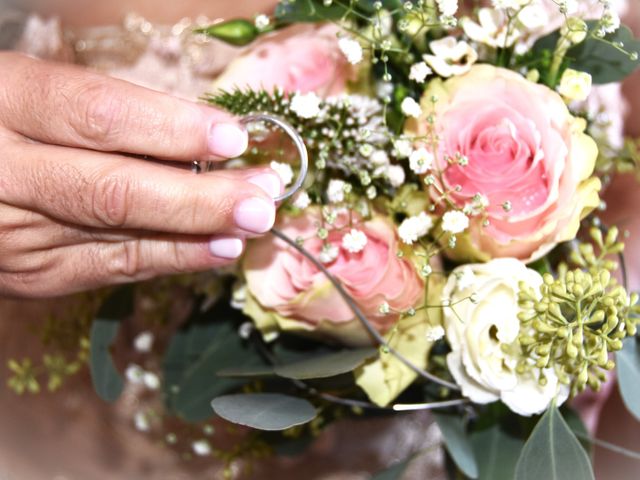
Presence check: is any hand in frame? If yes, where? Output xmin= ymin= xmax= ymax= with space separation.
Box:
xmin=0 ymin=52 xmax=282 ymax=298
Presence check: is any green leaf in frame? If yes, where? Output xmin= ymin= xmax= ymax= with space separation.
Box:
xmin=434 ymin=413 xmax=478 ymax=479
xmin=211 ymin=393 xmax=316 ymax=431
xmin=514 ymin=406 xmax=595 ymax=480
xmin=562 ymin=408 xmax=592 ymax=456
xmin=275 ymin=0 xmax=349 ymax=23
xmin=470 ymin=424 xmax=524 ymax=480
xmin=216 ymin=365 xmax=276 ymax=378
xmin=89 ymin=286 xmax=133 ymax=402
xmin=370 ymin=456 xmax=413 ymax=480
xmin=617 ymin=337 xmax=640 ymax=422
xmin=274 ymin=348 xmax=378 ymax=380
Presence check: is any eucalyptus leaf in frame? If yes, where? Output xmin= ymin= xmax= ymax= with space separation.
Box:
xmin=514 ymin=406 xmax=594 ymax=480
xmin=370 ymin=456 xmax=412 ymax=480
xmin=434 ymin=413 xmax=478 ymax=479
xmin=617 ymin=337 xmax=640 ymax=422
xmin=274 ymin=348 xmax=378 ymax=380
xmin=470 ymin=424 xmax=524 ymax=480
xmin=216 ymin=365 xmax=276 ymax=378
xmin=211 ymin=393 xmax=316 ymax=431
xmin=89 ymin=286 xmax=133 ymax=402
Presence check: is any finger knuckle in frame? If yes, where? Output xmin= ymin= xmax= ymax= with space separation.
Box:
xmin=90 ymin=173 xmax=133 ymax=228
xmin=72 ymin=82 xmax=127 ymax=146
xmin=108 ymin=240 xmax=144 ymax=280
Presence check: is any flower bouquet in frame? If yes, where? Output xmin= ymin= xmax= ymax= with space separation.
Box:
xmin=9 ymin=0 xmax=640 ymax=478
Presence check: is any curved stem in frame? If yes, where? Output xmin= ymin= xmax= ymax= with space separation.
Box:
xmin=270 ymin=227 xmax=460 ymax=391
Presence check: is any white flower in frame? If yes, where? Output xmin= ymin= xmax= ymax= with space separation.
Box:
xmin=290 ymin=92 xmax=321 ymax=119
xmin=133 ymin=411 xmax=150 ymax=432
xmin=270 ymin=160 xmax=294 ymax=186
xmin=455 ymin=267 xmax=476 ymax=291
xmin=254 ymin=14 xmax=270 ymax=30
xmin=409 ymin=62 xmax=432 ymax=83
xmin=143 ymin=372 xmax=160 ymax=390
xmin=393 ymin=138 xmax=413 ymax=158
xmin=401 ymin=97 xmax=422 ymax=118
xmin=443 ymin=259 xmax=569 ymax=416
xmin=601 ymin=8 xmax=620 ymax=34
xmin=327 ymin=179 xmax=347 ymax=203
xmin=398 ymin=212 xmax=433 ymax=244
xmin=409 ymin=147 xmax=433 ymax=174
xmin=292 ymin=191 xmax=311 ymax=209
xmin=125 ymin=363 xmax=144 ymax=384
xmin=425 ymin=324 xmax=445 ymax=342
xmin=342 ymin=229 xmax=368 ymax=253
xmin=442 ymin=211 xmax=469 ymax=234
xmin=558 ymin=69 xmax=592 ymax=102
xmin=517 ymin=4 xmax=549 ymax=32
xmin=133 ymin=331 xmax=154 ymax=353
xmin=338 ymin=37 xmax=364 ymax=64
xmin=491 ymin=0 xmax=528 ymax=8
xmin=424 ymin=37 xmax=478 ymax=77
xmin=386 ymin=165 xmax=406 ymax=187
xmin=561 ymin=17 xmax=588 ymax=45
xmin=436 ymin=0 xmax=458 ymax=17
xmin=192 ymin=440 xmax=212 ymax=456
xmin=370 ymin=150 xmax=390 ymax=166
xmin=462 ymin=9 xmax=522 ymax=48
xmin=319 ymin=244 xmax=339 ymax=264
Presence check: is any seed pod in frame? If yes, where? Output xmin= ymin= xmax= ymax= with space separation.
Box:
xmin=566 ymin=342 xmax=578 ymax=358
xmin=195 ymin=19 xmax=260 ymax=46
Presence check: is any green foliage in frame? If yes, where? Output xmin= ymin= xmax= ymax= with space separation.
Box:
xmin=434 ymin=413 xmax=478 ymax=479
xmin=514 ymin=406 xmax=594 ymax=480
xmin=470 ymin=423 xmax=524 ymax=480
xmin=275 ymin=0 xmax=350 ymax=23
xmin=211 ymin=393 xmax=317 ymax=431
xmin=617 ymin=338 xmax=640 ymax=422
xmin=274 ymin=348 xmax=378 ymax=380
xmin=89 ymin=286 xmax=134 ymax=402
xmin=518 ymin=227 xmax=639 ymax=396
xmin=370 ymin=456 xmax=413 ymax=480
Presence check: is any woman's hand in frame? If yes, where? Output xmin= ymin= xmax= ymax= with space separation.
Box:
xmin=0 ymin=52 xmax=281 ymax=298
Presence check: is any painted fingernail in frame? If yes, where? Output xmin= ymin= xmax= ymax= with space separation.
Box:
xmin=234 ymin=197 xmax=276 ymax=234
xmin=209 ymin=237 xmax=244 ymax=259
xmin=248 ymin=173 xmax=283 ymax=198
xmin=208 ymin=123 xmax=248 ymax=158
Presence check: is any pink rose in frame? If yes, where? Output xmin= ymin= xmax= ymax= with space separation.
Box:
xmin=408 ymin=64 xmax=601 ymax=262
xmin=213 ymin=24 xmax=352 ymax=96
xmin=242 ymin=209 xmax=424 ymax=346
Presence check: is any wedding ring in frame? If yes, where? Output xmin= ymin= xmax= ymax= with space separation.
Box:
xmin=192 ymin=113 xmax=309 ymax=203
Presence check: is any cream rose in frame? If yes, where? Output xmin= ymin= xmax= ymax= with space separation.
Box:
xmin=443 ymin=258 xmax=568 ymax=416
xmin=407 ymin=64 xmax=600 ymax=262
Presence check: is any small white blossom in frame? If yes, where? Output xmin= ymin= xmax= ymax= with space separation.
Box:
xmin=338 ymin=37 xmax=364 ymax=64
xmin=425 ymin=324 xmax=446 ymax=342
xmin=342 ymin=229 xmax=368 ymax=253
xmin=398 ymin=212 xmax=433 ymax=244
xmin=327 ymin=179 xmax=347 ymax=203
xmin=254 ymin=14 xmax=270 ymax=30
xmin=143 ymin=372 xmax=160 ymax=390
xmin=292 ymin=191 xmax=311 ymax=209
xmin=238 ymin=321 xmax=254 ymax=340
xmin=319 ymin=244 xmax=339 ymax=264
xmin=370 ymin=150 xmax=390 ymax=166
xmin=424 ymin=37 xmax=478 ymax=77
xmin=386 ymin=165 xmax=406 ymax=187
xmin=192 ymin=440 xmax=212 ymax=456
xmin=558 ymin=69 xmax=592 ymax=102
xmin=442 ymin=210 xmax=469 ymax=234
xmin=393 ymin=138 xmax=413 ymax=159
xmin=456 ymin=267 xmax=476 ymax=291
xmin=133 ymin=331 xmax=154 ymax=353
xmin=133 ymin=411 xmax=150 ymax=432
xmin=601 ymin=8 xmax=620 ymax=34
xmin=409 ymin=62 xmax=432 ymax=83
xmin=125 ymin=363 xmax=144 ymax=385
xmin=437 ymin=0 xmax=458 ymax=16
xmin=290 ymin=92 xmax=321 ymax=119
xmin=409 ymin=148 xmax=433 ymax=174
xmin=379 ymin=302 xmax=391 ymax=315
xmin=270 ymin=160 xmax=294 ymax=186
xmin=401 ymin=97 xmax=422 ymax=118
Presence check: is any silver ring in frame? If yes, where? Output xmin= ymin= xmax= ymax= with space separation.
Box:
xmin=193 ymin=114 xmax=309 ymax=203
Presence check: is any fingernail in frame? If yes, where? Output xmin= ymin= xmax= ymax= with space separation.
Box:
xmin=209 ymin=237 xmax=244 ymax=259
xmin=208 ymin=123 xmax=248 ymax=158
xmin=248 ymin=173 xmax=283 ymax=198
xmin=234 ymin=197 xmax=276 ymax=234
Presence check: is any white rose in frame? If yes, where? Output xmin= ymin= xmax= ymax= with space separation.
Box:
xmin=443 ymin=258 xmax=569 ymax=416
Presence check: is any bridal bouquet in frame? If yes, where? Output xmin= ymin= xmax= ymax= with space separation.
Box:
xmin=9 ymin=1 xmax=640 ymax=478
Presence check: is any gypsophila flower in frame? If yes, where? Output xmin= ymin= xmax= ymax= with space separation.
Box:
xmin=133 ymin=331 xmax=154 ymax=353
xmin=393 ymin=138 xmax=413 ymax=158
xmin=319 ymin=244 xmax=340 ymax=263
xmin=601 ymin=8 xmax=620 ymax=34
xmin=125 ymin=364 xmax=144 ymax=384
xmin=409 ymin=62 xmax=432 ymax=83
xmin=398 ymin=212 xmax=433 ymax=244
xmin=270 ymin=160 xmax=294 ymax=186
xmin=143 ymin=372 xmax=160 ymax=390
xmin=424 ymin=37 xmax=477 ymax=77
xmin=401 ymin=97 xmax=422 ymax=118
xmin=409 ymin=148 xmax=433 ymax=174
xmin=292 ymin=191 xmax=311 ymax=209
xmin=342 ymin=229 xmax=368 ymax=253
xmin=338 ymin=37 xmax=364 ymax=64
xmin=386 ymin=165 xmax=406 ymax=187
xmin=370 ymin=150 xmax=390 ymax=166
xmin=290 ymin=92 xmax=321 ymax=119
xmin=442 ymin=210 xmax=469 ymax=234
xmin=425 ymin=324 xmax=445 ymax=342
xmin=379 ymin=302 xmax=391 ymax=314
xmin=192 ymin=440 xmax=212 ymax=456
xmin=134 ymin=411 xmax=150 ymax=432
xmin=558 ymin=69 xmax=592 ymax=102
xmin=456 ymin=267 xmax=476 ymax=291
xmin=436 ymin=0 xmax=458 ymax=16
xmin=327 ymin=179 xmax=347 ymax=203
xmin=254 ymin=14 xmax=270 ymax=30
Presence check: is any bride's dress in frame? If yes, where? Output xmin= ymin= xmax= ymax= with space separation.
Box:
xmin=0 ymin=3 xmax=639 ymax=479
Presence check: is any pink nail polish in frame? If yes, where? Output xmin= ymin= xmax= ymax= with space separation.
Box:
xmin=208 ymin=123 xmax=248 ymax=158
xmin=248 ymin=173 xmax=283 ymax=198
xmin=209 ymin=237 xmax=244 ymax=259
xmin=234 ymin=197 xmax=276 ymax=234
